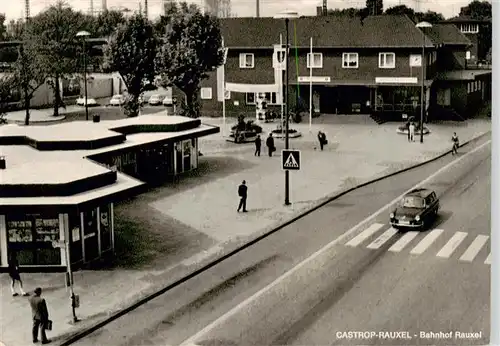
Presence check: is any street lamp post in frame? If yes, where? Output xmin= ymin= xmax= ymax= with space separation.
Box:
xmin=76 ymin=31 xmax=91 ymax=121
xmin=415 ymin=21 xmax=432 ymax=143
xmin=274 ymin=10 xmax=299 ymax=206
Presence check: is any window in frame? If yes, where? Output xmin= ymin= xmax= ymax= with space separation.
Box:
xmin=239 ymin=53 xmax=254 ymax=68
xmin=460 ymin=24 xmax=479 ymax=33
xmin=307 ymin=53 xmax=323 ymax=68
xmin=342 ymin=53 xmax=358 ymax=68
xmin=379 ymin=53 xmax=395 ymax=68
xmin=201 ymin=87 xmax=212 ymax=100
xmin=246 ymin=92 xmax=279 ymax=105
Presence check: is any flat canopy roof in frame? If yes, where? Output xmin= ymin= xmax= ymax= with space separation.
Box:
xmin=0 ymin=114 xmax=220 ymax=207
xmin=437 ymin=69 xmax=492 ymax=81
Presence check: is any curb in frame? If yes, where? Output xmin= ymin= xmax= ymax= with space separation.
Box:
xmin=58 ymin=131 xmax=490 ymax=346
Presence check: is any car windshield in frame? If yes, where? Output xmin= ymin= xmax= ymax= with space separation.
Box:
xmin=401 ymin=196 xmax=425 ymax=208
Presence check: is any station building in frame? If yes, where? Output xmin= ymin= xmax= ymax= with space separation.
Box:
xmin=0 ymin=114 xmax=219 ymax=272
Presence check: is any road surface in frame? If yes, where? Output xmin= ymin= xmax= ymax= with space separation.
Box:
xmin=70 ymin=134 xmax=491 ymax=346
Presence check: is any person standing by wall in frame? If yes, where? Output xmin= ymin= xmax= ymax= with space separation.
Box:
xmin=29 ymin=287 xmax=51 ymax=344
xmin=9 ymin=251 xmax=28 ymax=297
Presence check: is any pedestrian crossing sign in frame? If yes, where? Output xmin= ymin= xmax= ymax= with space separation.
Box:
xmin=282 ymin=150 xmax=301 ymax=170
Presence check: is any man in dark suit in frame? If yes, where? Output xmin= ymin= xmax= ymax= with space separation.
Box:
xmin=237 ymin=180 xmax=248 ymax=212
xmin=266 ymin=133 xmax=275 ymax=157
xmin=254 ymin=135 xmax=261 ymax=156
xmin=29 ymin=287 xmax=50 ymax=344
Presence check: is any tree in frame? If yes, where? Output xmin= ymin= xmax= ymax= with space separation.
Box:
xmin=5 ymin=19 xmax=25 ymax=40
xmin=156 ymin=2 xmax=224 ymax=118
xmin=0 ymin=13 xmax=7 ymax=41
xmin=327 ymin=8 xmax=362 ymax=17
xmin=24 ymin=1 xmax=90 ymax=117
xmin=12 ymin=41 xmax=48 ymax=125
xmin=0 ymin=75 xmax=15 ymax=123
xmin=385 ymin=5 xmax=444 ymax=23
xmin=90 ymin=10 xmax=127 ymax=37
xmin=459 ymin=0 xmax=492 ymax=60
xmin=459 ymin=0 xmax=491 ymax=19
xmin=103 ymin=14 xmax=158 ymax=117
xmin=366 ymin=0 xmax=383 ymax=15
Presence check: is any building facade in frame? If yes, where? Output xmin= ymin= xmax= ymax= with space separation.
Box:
xmin=198 ymin=15 xmax=491 ymax=120
xmin=0 ymin=115 xmax=219 ymax=271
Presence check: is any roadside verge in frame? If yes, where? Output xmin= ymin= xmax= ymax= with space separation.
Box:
xmin=57 ymin=131 xmax=490 ymax=346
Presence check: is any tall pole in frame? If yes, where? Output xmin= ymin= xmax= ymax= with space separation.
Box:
xmin=64 ymin=239 xmax=79 ymax=323
xmin=280 ymin=34 xmax=284 ymax=140
xmin=256 ymin=0 xmax=260 ymax=17
xmin=222 ymin=62 xmax=226 ymax=137
xmin=83 ymin=39 xmax=89 ymax=121
xmin=420 ymin=30 xmax=425 ymax=143
xmin=285 ymin=18 xmax=290 ymax=206
xmin=309 ymin=37 xmax=313 ymax=133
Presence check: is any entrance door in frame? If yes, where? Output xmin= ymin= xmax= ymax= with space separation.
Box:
xmin=319 ymin=87 xmax=337 ymax=114
xmin=175 ymin=143 xmax=183 ymax=174
xmin=83 ymin=209 xmax=99 ymax=262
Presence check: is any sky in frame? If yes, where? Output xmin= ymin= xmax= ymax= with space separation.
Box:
xmin=2 ymin=0 xmax=475 ymax=22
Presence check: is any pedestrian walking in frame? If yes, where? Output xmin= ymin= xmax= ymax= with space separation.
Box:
xmin=266 ymin=133 xmax=275 ymax=157
xmin=254 ymin=135 xmax=261 ymax=156
xmin=29 ymin=287 xmax=51 ymax=344
xmin=9 ymin=251 xmax=28 ymax=297
xmin=237 ymin=180 xmax=248 ymax=212
xmin=317 ymin=131 xmax=328 ymax=151
xmin=409 ymin=122 xmax=415 ymax=142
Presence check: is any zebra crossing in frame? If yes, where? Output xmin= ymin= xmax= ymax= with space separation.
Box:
xmin=344 ymin=223 xmax=491 ymax=265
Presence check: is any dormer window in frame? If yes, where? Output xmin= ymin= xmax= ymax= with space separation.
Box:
xmin=460 ymin=23 xmax=479 ymax=33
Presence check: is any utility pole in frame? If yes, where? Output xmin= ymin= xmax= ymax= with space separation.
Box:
xmin=322 ymin=0 xmax=327 ymax=15
xmin=25 ymin=0 xmax=30 ymax=19
xmin=256 ymin=0 xmax=260 ymax=17
xmin=144 ymin=0 xmax=148 ymax=18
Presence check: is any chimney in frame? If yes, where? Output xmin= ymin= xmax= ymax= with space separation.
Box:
xmin=316 ymin=6 xmax=323 ymax=16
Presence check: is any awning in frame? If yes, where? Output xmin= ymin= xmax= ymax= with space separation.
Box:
xmin=291 ymin=79 xmax=434 ymax=87
xmin=225 ymin=82 xmax=280 ymax=93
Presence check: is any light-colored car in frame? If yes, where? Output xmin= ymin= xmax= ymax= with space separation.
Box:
xmin=148 ymin=94 xmax=163 ymax=106
xmin=162 ymin=96 xmax=173 ymax=106
xmin=109 ymin=94 xmax=126 ymax=106
xmin=76 ymin=97 xmax=97 ymax=107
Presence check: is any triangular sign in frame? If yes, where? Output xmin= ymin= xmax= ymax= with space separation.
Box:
xmin=284 ymin=153 xmax=299 ymax=168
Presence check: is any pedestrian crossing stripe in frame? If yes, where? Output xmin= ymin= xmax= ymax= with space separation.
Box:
xmin=343 ymin=223 xmax=491 ymax=265
xmin=284 ymin=153 xmax=299 ymax=168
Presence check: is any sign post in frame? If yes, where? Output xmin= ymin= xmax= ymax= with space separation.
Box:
xmin=53 ymin=239 xmax=80 ymax=323
xmin=282 ymin=150 xmax=301 ymax=170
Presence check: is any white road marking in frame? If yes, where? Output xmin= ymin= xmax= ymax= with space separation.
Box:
xmin=436 ymin=231 xmax=468 ymax=258
xmin=410 ymin=229 xmax=444 ymax=255
xmin=388 ymin=231 xmax=419 ymax=252
xmin=485 ymin=253 xmax=492 ymax=265
xmin=179 ymin=139 xmax=491 ymax=346
xmin=459 ymin=235 xmax=489 ymax=262
xmin=345 ymin=223 xmax=385 ymax=247
xmin=366 ymin=227 xmax=399 ymax=249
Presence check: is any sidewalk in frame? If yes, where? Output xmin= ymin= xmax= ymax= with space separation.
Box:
xmin=0 ymin=115 xmax=490 ymax=346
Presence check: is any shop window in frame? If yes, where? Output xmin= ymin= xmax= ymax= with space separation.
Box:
xmin=100 ymin=205 xmax=112 ymax=252
xmin=183 ymin=140 xmax=191 ymax=172
xmin=246 ymin=92 xmax=279 ymax=105
xmin=7 ymin=214 xmax=61 ymax=266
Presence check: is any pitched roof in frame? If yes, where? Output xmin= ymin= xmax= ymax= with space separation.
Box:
xmin=425 ymin=24 xmax=472 ymax=46
xmin=220 ymin=15 xmax=435 ymax=49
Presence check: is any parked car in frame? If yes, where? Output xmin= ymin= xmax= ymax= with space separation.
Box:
xmin=109 ymin=94 xmax=126 ymax=106
xmin=76 ymin=97 xmax=97 ymax=107
xmin=389 ymin=188 xmax=440 ymax=230
xmin=148 ymin=94 xmax=163 ymax=106
xmin=162 ymin=96 xmax=173 ymax=106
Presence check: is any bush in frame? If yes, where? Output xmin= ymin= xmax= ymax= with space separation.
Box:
xmin=272 ymin=128 xmax=298 ymax=134
xmin=231 ymin=115 xmax=262 ymax=133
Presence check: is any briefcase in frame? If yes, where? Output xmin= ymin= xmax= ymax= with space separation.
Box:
xmin=46 ymin=320 xmax=53 ymax=331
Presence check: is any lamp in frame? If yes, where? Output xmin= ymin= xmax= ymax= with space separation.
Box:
xmin=415 ymin=21 xmax=432 ymax=143
xmin=76 ymin=31 xmax=91 ymax=121
xmin=274 ymin=10 xmax=299 ymax=206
